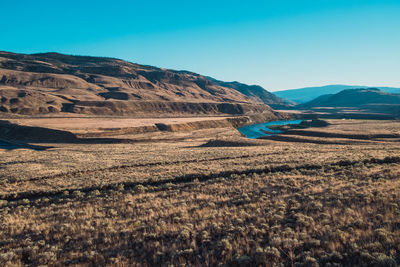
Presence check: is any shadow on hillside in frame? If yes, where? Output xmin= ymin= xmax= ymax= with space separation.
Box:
xmin=0 ymin=139 xmax=53 ymax=151
xmin=0 ymin=120 xmax=145 ymax=149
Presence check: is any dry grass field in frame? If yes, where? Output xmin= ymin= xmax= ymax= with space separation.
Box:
xmin=7 ymin=116 xmax=230 ymax=131
xmin=6 ymin=116 xmax=232 ymax=136
xmin=0 ymin=119 xmax=400 ymax=266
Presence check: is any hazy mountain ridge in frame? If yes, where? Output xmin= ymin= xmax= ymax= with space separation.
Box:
xmin=298 ymin=88 xmax=400 ymax=117
xmin=274 ymin=85 xmax=400 ymax=104
xmin=0 ymin=51 xmax=283 ymax=116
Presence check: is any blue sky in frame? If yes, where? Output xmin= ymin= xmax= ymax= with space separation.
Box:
xmin=1 ymin=0 xmax=399 ymax=91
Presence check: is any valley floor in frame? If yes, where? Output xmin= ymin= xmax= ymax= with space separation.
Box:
xmin=0 ymin=120 xmax=400 ymax=266
xmin=7 ymin=116 xmax=231 ymax=131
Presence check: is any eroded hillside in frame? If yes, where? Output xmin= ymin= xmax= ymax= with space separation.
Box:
xmin=0 ymin=52 xmax=284 ymax=116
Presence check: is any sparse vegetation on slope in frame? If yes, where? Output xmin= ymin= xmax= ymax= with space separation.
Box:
xmin=297 ymin=88 xmax=400 ymax=118
xmin=0 ymin=51 xmax=284 ymax=116
xmin=274 ymin=85 xmax=400 ymax=104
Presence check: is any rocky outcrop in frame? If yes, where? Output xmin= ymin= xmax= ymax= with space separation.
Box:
xmin=61 ymin=101 xmax=271 ymax=116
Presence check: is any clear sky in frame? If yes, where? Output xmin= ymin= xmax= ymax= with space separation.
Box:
xmin=1 ymin=0 xmax=399 ymax=91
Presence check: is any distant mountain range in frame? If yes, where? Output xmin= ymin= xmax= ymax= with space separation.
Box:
xmin=0 ymin=51 xmax=288 ymax=116
xmin=274 ymin=85 xmax=400 ymax=104
xmin=298 ymin=88 xmax=400 ymax=117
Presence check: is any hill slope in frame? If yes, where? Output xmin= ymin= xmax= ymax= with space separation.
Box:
xmin=298 ymin=88 xmax=400 ymax=117
xmin=274 ymin=85 xmax=400 ymax=104
xmin=206 ymin=77 xmax=293 ymax=108
xmin=0 ymin=51 xmax=281 ymax=116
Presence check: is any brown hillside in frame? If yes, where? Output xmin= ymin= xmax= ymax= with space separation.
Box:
xmin=0 ymin=51 xmax=279 ymax=116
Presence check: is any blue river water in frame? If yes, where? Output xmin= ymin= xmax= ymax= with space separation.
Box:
xmin=238 ymin=120 xmax=303 ymax=139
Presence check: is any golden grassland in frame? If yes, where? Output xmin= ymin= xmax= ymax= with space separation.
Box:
xmin=7 ymin=116 xmax=231 ymax=131
xmin=0 ymin=119 xmax=400 ymax=266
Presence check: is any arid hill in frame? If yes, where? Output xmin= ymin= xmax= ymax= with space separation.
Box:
xmin=298 ymin=88 xmax=400 ymax=117
xmin=0 ymin=51 xmax=284 ymax=116
xmin=206 ymin=77 xmax=294 ymax=109
xmin=274 ymin=84 xmax=400 ymax=104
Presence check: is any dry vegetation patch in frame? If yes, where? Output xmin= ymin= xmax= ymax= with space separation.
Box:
xmin=0 ymin=120 xmax=399 ymax=266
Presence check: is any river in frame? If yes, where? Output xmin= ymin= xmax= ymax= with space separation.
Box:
xmin=237 ymin=120 xmax=303 ymax=139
